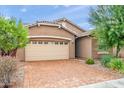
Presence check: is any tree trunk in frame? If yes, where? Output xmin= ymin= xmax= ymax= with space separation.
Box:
xmin=115 ymin=43 xmax=120 ymax=58
xmin=3 ymin=85 xmax=9 ymax=88
xmin=0 ymin=48 xmax=17 ymax=57
xmin=10 ymin=48 xmax=17 ymax=57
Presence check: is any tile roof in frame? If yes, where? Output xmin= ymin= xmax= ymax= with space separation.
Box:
xmin=26 ymin=18 xmax=91 ymax=37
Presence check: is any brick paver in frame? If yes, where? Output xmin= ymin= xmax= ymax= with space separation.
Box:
xmin=23 ymin=59 xmax=123 ymax=88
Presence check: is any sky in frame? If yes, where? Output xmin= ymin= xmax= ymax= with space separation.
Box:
xmin=0 ymin=5 xmax=95 ymax=30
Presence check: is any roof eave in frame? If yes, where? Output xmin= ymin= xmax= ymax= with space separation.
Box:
xmin=76 ymin=31 xmax=91 ymax=38
xmin=27 ymin=22 xmax=60 ymax=28
xmin=55 ymin=18 xmax=86 ymax=32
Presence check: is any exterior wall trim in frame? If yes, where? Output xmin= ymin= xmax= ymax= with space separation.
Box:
xmin=37 ymin=23 xmax=60 ymax=27
xmin=28 ymin=35 xmax=72 ymax=41
xmin=28 ymin=23 xmax=60 ymax=28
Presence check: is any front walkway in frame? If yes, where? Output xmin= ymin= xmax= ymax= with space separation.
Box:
xmin=80 ymin=78 xmax=124 ymax=88
xmin=23 ymin=59 xmax=123 ymax=88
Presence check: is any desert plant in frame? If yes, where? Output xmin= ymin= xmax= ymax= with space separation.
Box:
xmin=100 ymin=55 xmax=114 ymax=67
xmin=0 ymin=56 xmax=17 ymax=88
xmin=86 ymin=58 xmax=95 ymax=65
xmin=108 ymin=58 xmax=123 ymax=70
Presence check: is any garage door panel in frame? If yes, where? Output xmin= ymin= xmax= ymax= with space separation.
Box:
xmin=25 ymin=43 xmax=69 ymax=61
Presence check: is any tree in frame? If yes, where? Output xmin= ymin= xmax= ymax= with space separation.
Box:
xmin=89 ymin=5 xmax=124 ymax=57
xmin=0 ymin=16 xmax=28 ymax=56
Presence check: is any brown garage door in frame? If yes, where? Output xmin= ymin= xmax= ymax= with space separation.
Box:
xmin=25 ymin=41 xmax=69 ymax=61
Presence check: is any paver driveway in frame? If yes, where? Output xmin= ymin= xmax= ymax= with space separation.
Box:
xmin=23 ymin=59 xmax=122 ymax=88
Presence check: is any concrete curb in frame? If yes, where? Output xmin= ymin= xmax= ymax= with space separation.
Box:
xmin=79 ymin=78 xmax=124 ymax=88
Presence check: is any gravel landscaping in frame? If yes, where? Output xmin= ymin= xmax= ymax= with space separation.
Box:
xmin=22 ymin=59 xmax=124 ymax=88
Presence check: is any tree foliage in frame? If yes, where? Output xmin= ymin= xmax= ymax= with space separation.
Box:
xmin=0 ymin=16 xmax=28 ymax=56
xmin=89 ymin=5 xmax=124 ymax=57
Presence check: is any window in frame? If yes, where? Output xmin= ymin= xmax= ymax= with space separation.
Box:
xmin=38 ymin=41 xmax=42 ymax=44
xmin=55 ymin=42 xmax=58 ymax=45
xmin=44 ymin=41 xmax=48 ymax=44
xmin=60 ymin=42 xmax=63 ymax=45
xmin=64 ymin=42 xmax=68 ymax=45
xmin=32 ymin=41 xmax=37 ymax=44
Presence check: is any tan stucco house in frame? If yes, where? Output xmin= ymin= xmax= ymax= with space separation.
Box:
xmin=16 ymin=18 xmax=100 ymax=61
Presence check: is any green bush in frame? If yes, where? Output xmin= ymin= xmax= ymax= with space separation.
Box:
xmin=86 ymin=58 xmax=95 ymax=65
xmin=119 ymin=65 xmax=124 ymax=74
xmin=100 ymin=55 xmax=124 ymax=74
xmin=100 ymin=55 xmax=114 ymax=67
xmin=108 ymin=58 xmax=124 ymax=71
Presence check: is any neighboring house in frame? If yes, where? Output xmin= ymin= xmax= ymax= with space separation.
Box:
xmin=16 ymin=18 xmax=100 ymax=61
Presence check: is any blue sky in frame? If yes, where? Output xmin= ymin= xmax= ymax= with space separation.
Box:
xmin=0 ymin=5 xmax=95 ymax=30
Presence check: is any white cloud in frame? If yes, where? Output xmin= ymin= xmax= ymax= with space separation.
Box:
xmin=58 ymin=6 xmax=86 ymax=14
xmin=46 ymin=6 xmax=90 ymax=20
xmin=5 ymin=16 xmax=11 ymax=19
xmin=20 ymin=8 xmax=27 ymax=13
xmin=53 ymin=5 xmax=59 ymax=9
xmin=89 ymin=27 xmax=95 ymax=30
xmin=53 ymin=5 xmax=71 ymax=9
xmin=77 ymin=22 xmax=94 ymax=30
xmin=63 ymin=5 xmax=71 ymax=8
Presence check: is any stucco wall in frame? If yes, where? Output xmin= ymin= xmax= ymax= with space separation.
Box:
xmin=16 ymin=48 xmax=25 ymax=61
xmin=16 ymin=25 xmax=76 ymax=61
xmin=57 ymin=21 xmax=85 ymax=35
xmin=92 ymin=39 xmax=100 ymax=59
xmin=29 ymin=25 xmax=75 ymax=39
xmin=69 ymin=40 xmax=75 ymax=58
xmin=76 ymin=36 xmax=92 ymax=58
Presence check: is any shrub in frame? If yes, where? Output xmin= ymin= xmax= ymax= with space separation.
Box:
xmin=100 ymin=55 xmax=114 ymax=67
xmin=119 ymin=65 xmax=124 ymax=74
xmin=86 ymin=58 xmax=95 ymax=65
xmin=108 ymin=58 xmax=124 ymax=71
xmin=0 ymin=56 xmax=17 ymax=88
